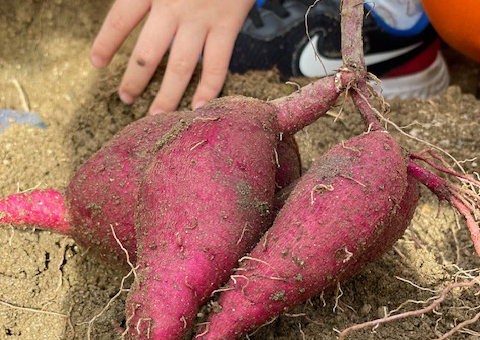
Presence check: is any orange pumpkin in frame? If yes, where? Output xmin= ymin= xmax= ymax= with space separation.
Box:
xmin=422 ymin=0 xmax=480 ymax=62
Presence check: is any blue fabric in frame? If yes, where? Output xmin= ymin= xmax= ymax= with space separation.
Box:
xmin=257 ymin=0 xmax=430 ymax=37
xmin=367 ymin=9 xmax=430 ymax=37
xmin=0 ymin=109 xmax=47 ymax=134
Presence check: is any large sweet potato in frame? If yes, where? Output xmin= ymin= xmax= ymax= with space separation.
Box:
xmin=0 ymin=113 xmax=301 ymax=265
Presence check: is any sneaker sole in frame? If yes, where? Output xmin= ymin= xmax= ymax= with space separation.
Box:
xmin=372 ymin=51 xmax=450 ymax=99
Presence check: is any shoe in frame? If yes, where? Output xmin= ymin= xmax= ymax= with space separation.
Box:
xmin=229 ymin=0 xmax=449 ymax=99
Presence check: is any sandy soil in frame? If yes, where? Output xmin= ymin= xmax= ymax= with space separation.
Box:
xmin=1 ymin=0 xmax=479 ymax=339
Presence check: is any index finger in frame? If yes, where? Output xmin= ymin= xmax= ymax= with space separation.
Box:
xmin=91 ymin=0 xmax=151 ymax=67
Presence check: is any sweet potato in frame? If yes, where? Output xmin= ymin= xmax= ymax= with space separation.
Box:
xmin=196 ymin=130 xmax=418 ymax=340
xmin=125 ymin=98 xmax=276 ymax=339
xmin=0 ymin=114 xmax=301 ymax=265
xmin=351 ymin=82 xmax=480 ymax=257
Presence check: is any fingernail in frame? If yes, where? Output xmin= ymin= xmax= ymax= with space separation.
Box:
xmin=192 ymin=100 xmax=206 ymax=110
xmin=119 ymin=92 xmax=134 ymax=105
xmin=90 ymin=54 xmax=106 ymax=68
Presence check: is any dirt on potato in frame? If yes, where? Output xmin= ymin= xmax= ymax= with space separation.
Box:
xmin=1 ymin=0 xmax=479 ymax=339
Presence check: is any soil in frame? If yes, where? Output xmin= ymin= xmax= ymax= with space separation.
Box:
xmin=1 ymin=1 xmax=479 ymax=339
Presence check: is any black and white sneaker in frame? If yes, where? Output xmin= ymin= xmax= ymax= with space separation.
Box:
xmin=229 ymin=0 xmax=449 ymax=99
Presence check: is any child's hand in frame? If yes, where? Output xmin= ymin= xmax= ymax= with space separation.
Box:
xmin=90 ymin=0 xmax=256 ymax=114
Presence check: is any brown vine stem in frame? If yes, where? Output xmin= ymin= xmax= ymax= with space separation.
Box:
xmin=340 ymin=0 xmax=365 ymax=70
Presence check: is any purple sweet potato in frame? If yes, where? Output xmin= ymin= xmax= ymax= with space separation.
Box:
xmin=351 ymin=82 xmax=480 ymax=256
xmin=196 ymin=131 xmax=417 ymax=340
xmin=126 ymin=98 xmax=277 ymax=339
xmin=0 ymin=115 xmax=301 ymax=265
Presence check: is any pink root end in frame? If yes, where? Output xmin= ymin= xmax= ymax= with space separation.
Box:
xmin=408 ymin=161 xmax=480 ymax=256
xmin=407 ymin=161 xmax=451 ymax=201
xmin=0 ymin=189 xmax=70 ymax=234
xmin=451 ymin=197 xmax=480 ymax=256
xmin=410 ymin=152 xmax=480 ymax=187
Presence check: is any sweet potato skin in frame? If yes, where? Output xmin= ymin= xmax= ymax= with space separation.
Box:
xmin=0 ymin=189 xmax=69 ymax=233
xmin=125 ymin=98 xmax=281 ymax=340
xmin=66 ymin=112 xmax=183 ymax=264
xmin=274 ymin=136 xmax=301 ymax=189
xmin=200 ymin=131 xmax=416 ymax=340
xmin=64 ymin=106 xmax=301 ymax=265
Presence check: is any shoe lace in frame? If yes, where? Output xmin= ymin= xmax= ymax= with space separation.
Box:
xmin=249 ymin=0 xmax=316 ymax=28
